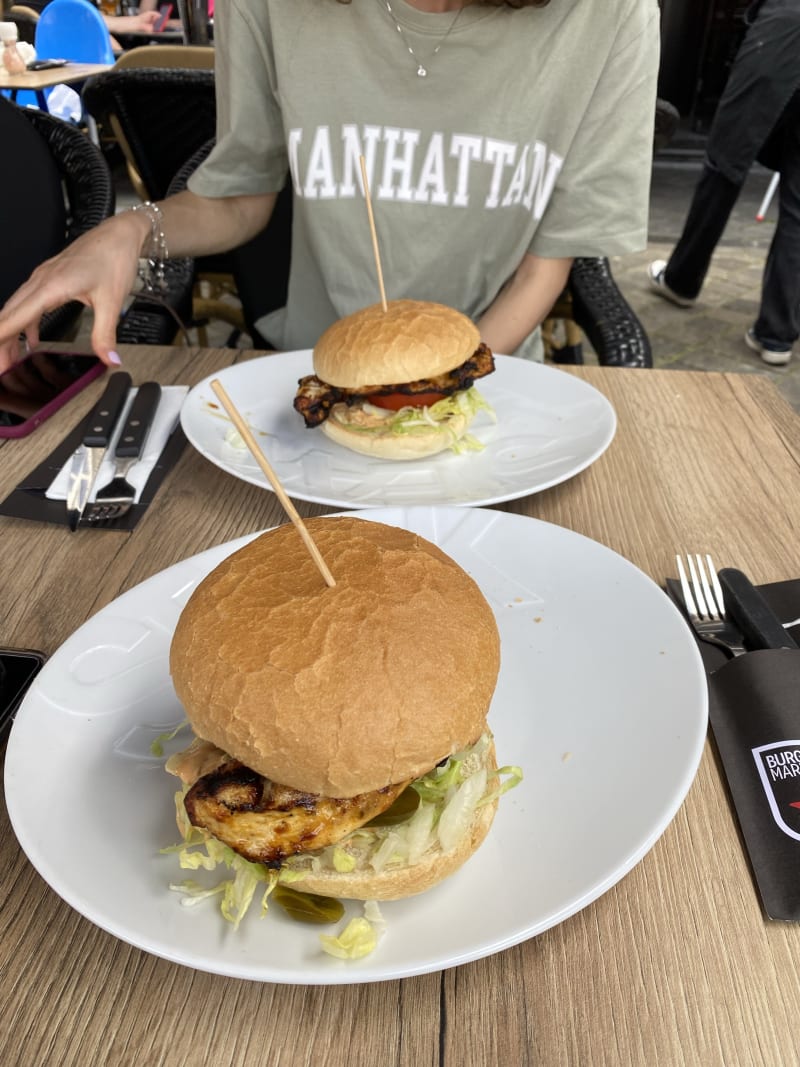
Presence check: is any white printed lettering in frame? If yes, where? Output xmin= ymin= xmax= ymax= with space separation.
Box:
xmin=413 ymin=132 xmax=448 ymax=205
xmin=378 ymin=127 xmax=421 ymax=202
xmin=523 ymin=141 xmax=564 ymax=219
xmin=483 ymin=138 xmax=517 ymax=209
xmin=287 ymin=128 xmax=303 ymax=198
xmin=450 ymin=134 xmax=483 ymax=207
xmin=303 ymin=126 xmax=337 ymax=199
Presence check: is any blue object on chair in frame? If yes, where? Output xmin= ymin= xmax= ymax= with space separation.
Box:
xmin=35 ymin=0 xmax=116 ymax=65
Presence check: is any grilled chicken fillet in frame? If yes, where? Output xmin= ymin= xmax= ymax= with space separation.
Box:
xmin=294 ymin=343 xmax=495 ymax=428
xmin=167 ymin=738 xmax=410 ymax=865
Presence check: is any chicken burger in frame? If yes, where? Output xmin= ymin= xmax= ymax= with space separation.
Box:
xmin=166 ymin=516 xmax=514 ymax=908
xmin=293 ymin=300 xmax=496 ymax=460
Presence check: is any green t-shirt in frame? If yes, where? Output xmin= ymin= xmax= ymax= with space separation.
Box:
xmin=190 ymin=0 xmax=660 ymax=355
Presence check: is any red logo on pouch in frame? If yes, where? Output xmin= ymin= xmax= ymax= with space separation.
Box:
xmin=752 ymin=742 xmax=800 ymax=841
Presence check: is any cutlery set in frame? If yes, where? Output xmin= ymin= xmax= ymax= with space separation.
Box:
xmin=674 ymin=553 xmax=798 ymax=656
xmin=65 ymin=372 xmax=162 ymax=529
xmin=674 ymin=553 xmax=800 ymax=922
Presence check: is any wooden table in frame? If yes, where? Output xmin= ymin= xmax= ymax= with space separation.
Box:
xmin=2 ymin=346 xmax=800 ymax=1067
xmin=0 ymin=62 xmax=112 ymax=108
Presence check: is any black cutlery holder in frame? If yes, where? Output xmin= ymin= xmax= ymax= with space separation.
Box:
xmin=707 ymin=648 xmax=800 ymax=920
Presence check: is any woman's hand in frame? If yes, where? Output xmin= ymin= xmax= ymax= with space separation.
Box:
xmin=0 ymin=210 xmax=149 ymax=375
xmin=0 ymin=189 xmax=277 ymax=376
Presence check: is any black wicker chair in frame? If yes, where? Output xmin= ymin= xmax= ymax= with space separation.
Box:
xmin=82 ymin=67 xmax=217 ymax=202
xmin=16 ymin=106 xmax=115 ymax=341
xmin=14 ymin=107 xmax=193 ymax=347
xmin=166 ymin=139 xmax=292 ymax=348
xmin=80 ymin=67 xmax=217 ymax=343
xmin=546 ymin=258 xmax=652 ymax=368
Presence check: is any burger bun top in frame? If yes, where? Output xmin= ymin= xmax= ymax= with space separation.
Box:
xmin=169 ymin=517 xmax=500 ymax=797
xmin=313 ymin=299 xmax=481 ymax=388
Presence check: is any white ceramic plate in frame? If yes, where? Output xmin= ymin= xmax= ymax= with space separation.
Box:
xmin=180 ymin=353 xmax=616 ymax=507
xmin=5 ymin=508 xmax=707 ymax=985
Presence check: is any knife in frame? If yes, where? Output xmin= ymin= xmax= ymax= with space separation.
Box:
xmin=65 ymin=372 xmax=131 ymax=531
xmin=717 ymin=568 xmax=799 ymax=650
xmin=88 ymin=382 xmax=162 ymax=513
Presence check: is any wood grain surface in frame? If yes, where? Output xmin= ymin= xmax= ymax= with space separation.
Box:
xmin=0 ymin=63 xmax=112 ymax=90
xmin=1 ymin=347 xmax=799 ymax=1067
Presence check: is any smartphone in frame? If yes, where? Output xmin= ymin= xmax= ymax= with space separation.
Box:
xmin=26 ymin=59 xmax=69 ymax=71
xmin=155 ymin=3 xmax=173 ymax=30
xmin=0 ymin=351 xmax=106 ymax=438
xmin=0 ymin=648 xmax=47 ymax=744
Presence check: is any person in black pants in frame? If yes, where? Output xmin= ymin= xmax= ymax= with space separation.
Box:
xmin=648 ymin=0 xmax=800 ymax=366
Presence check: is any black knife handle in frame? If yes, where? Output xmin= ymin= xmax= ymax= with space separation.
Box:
xmin=82 ymin=372 xmax=131 ymax=448
xmin=717 ymin=568 xmax=798 ymax=650
xmin=114 ymin=381 xmax=161 ymax=458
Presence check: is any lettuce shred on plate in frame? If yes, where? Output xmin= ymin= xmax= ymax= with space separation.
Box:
xmin=161 ymin=732 xmax=521 ymax=958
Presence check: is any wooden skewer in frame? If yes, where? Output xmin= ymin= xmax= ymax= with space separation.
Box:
xmin=209 ymin=379 xmax=336 ymax=588
xmin=359 ymin=154 xmax=388 ymax=312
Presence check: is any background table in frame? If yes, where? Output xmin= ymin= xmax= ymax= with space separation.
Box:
xmin=1 ymin=347 xmax=799 ymax=1067
xmin=0 ymin=62 xmax=112 ymax=108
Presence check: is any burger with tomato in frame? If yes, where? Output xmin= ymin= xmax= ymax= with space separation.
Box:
xmin=293 ymin=299 xmax=495 ymax=460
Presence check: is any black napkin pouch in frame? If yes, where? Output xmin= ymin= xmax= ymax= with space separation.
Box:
xmin=0 ymin=415 xmax=186 ymax=531
xmin=667 ymin=578 xmax=800 ymax=920
xmin=708 ymin=649 xmax=800 ymax=920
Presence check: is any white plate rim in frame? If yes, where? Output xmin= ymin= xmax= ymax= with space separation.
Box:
xmin=180 ymin=354 xmax=617 ymax=508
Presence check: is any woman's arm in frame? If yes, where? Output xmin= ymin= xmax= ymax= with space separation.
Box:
xmin=104 ymin=10 xmax=161 ymax=36
xmin=477 ymin=253 xmax=573 ymax=355
xmin=0 ymin=189 xmax=276 ymax=372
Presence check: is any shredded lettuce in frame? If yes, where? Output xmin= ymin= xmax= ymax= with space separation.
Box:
xmin=150 ymin=720 xmax=189 ymax=757
xmin=479 ymin=765 xmax=524 ymax=808
xmin=331 ymin=387 xmax=495 ymax=452
xmin=161 ymin=732 xmax=522 ymax=953
xmin=320 ymin=917 xmax=379 ymax=960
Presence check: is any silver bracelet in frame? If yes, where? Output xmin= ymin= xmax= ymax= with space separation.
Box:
xmin=131 ymin=201 xmax=169 ymax=294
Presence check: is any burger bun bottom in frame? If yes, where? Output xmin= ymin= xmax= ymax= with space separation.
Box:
xmin=321 ymin=405 xmax=472 ymax=460
xmin=284 ymin=742 xmax=498 ymax=901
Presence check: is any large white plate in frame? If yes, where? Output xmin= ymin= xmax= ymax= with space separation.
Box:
xmin=180 ymin=353 xmax=616 ymax=507
xmin=5 ymin=508 xmax=707 ymax=985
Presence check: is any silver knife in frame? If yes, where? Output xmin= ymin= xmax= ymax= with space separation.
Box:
xmin=65 ymin=372 xmax=132 ymax=531
xmin=717 ymin=568 xmax=799 ymax=650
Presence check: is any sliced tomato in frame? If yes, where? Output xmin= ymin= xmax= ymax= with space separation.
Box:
xmin=367 ymin=391 xmax=447 ymax=411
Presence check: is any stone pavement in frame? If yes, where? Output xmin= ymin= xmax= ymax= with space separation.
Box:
xmin=604 ymin=158 xmax=800 ymax=413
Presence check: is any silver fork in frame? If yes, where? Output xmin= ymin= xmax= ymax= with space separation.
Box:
xmin=675 ymin=553 xmax=745 ymax=657
xmin=83 ymin=382 xmax=161 ymax=527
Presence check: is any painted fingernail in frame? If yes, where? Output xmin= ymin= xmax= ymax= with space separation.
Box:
xmin=108 ymin=350 xmax=122 ymax=365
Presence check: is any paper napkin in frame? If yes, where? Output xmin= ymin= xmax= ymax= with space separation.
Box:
xmin=46 ymin=385 xmax=188 ymax=504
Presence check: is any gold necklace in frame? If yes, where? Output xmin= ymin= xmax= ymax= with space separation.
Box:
xmin=380 ymin=0 xmax=466 ymax=78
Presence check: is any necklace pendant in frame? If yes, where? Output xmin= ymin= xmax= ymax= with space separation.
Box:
xmin=416 ymin=64 xmax=427 ymax=77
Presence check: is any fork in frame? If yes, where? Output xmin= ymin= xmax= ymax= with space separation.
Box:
xmin=83 ymin=382 xmax=161 ymax=526
xmin=675 ymin=553 xmax=745 ymax=657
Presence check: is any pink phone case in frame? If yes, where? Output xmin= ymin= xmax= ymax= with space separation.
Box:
xmin=155 ymin=3 xmax=173 ymax=30
xmin=0 ymin=353 xmax=107 ymax=439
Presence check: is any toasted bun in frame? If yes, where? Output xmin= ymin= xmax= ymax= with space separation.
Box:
xmin=169 ymin=517 xmax=500 ymax=797
xmin=313 ymin=299 xmax=481 ymax=388
xmin=321 ymin=404 xmax=472 ymax=460
xmin=292 ymin=746 xmax=499 ymax=901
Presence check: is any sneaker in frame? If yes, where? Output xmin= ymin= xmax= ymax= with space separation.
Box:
xmin=647 ymin=260 xmax=696 ymax=307
xmin=744 ymin=327 xmax=792 ymax=366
